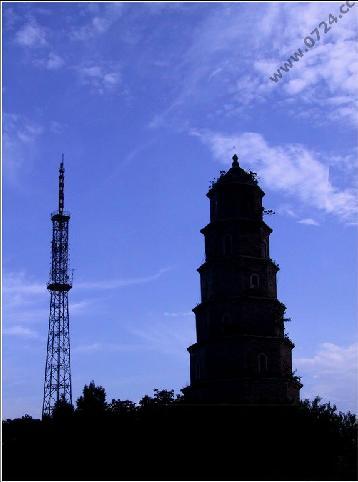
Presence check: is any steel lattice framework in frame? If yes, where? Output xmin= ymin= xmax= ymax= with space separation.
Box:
xmin=42 ymin=159 xmax=73 ymax=417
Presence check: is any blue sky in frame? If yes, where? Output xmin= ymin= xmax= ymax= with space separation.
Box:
xmin=3 ymin=2 xmax=358 ymax=419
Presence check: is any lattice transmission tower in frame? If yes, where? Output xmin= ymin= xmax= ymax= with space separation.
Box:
xmin=42 ymin=157 xmax=73 ymax=417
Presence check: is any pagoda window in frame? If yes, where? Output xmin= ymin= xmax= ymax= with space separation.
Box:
xmin=196 ymin=361 xmax=201 ymax=380
xmin=211 ymin=197 xmax=218 ymax=219
xmin=201 ymin=277 xmax=208 ymax=300
xmin=250 ymin=273 xmax=260 ymax=288
xmin=258 ymin=353 xmax=268 ymax=374
xmin=221 ymin=312 xmax=233 ymax=334
xmin=222 ymin=313 xmax=232 ymax=325
xmin=244 ymin=199 xmax=253 ymax=214
xmin=262 ymin=240 xmax=268 ymax=257
xmin=223 ymin=234 xmax=233 ymax=256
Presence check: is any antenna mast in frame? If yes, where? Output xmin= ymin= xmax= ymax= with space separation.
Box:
xmin=59 ymin=154 xmax=65 ymax=214
xmin=42 ymin=156 xmax=73 ymax=417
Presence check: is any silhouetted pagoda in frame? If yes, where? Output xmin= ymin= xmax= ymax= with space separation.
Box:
xmin=183 ymin=155 xmax=302 ymax=404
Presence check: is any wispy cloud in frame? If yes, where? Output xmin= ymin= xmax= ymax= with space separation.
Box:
xmin=298 ymin=218 xmax=320 ymax=226
xmin=3 ymin=113 xmax=44 ymax=185
xmin=49 ymin=120 xmax=64 ymax=134
xmin=75 ymin=62 xmax=121 ymax=95
xmin=3 ymin=5 xmax=21 ymax=31
xmin=164 ymin=311 xmax=193 ymax=317
xmin=73 ymin=342 xmax=102 ymax=353
xmin=70 ymin=300 xmax=93 ymax=314
xmin=73 ymin=341 xmax=147 ymax=354
xmin=4 ymin=268 xmax=167 ymax=326
xmin=3 ymin=271 xmax=44 ymax=297
xmin=15 ymin=19 xmax=47 ymax=48
xmin=277 ymin=204 xmax=298 ymax=218
xmin=12 ymin=11 xmax=66 ymax=72
xmin=297 ymin=342 xmax=358 ymax=411
xmin=256 ymin=3 xmax=358 ymax=126
xmin=131 ymin=319 xmax=195 ymax=357
xmin=192 ymin=130 xmax=358 ymax=224
xmin=76 ymin=267 xmax=171 ymax=290
xmin=148 ymin=3 xmax=358 ymax=128
xmin=3 ymin=271 xmax=93 ymax=328
xmin=3 ymin=113 xmax=43 ymax=145
xmin=3 ymin=271 xmax=47 ymax=326
xmin=243 ymin=3 xmax=358 ymax=126
xmin=3 ymin=325 xmax=39 ymax=338
xmin=33 ymin=52 xmax=65 ymax=70
xmin=71 ymin=3 xmax=124 ymax=41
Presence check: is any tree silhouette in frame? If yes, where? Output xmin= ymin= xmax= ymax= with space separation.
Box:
xmin=52 ymin=396 xmax=74 ymax=420
xmin=139 ymin=388 xmax=178 ymax=409
xmin=76 ymin=380 xmax=107 ymax=416
xmin=3 ymin=386 xmax=357 ymax=481
xmin=21 ymin=414 xmax=33 ymax=420
xmin=107 ymin=399 xmax=136 ymax=416
xmin=138 ymin=394 xmax=156 ymax=409
xmin=153 ymin=388 xmax=175 ymax=405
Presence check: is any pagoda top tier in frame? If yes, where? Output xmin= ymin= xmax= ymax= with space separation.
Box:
xmin=208 ymin=154 xmax=262 ymax=196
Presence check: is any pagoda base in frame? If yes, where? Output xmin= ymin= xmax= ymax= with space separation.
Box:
xmin=182 ymin=377 xmax=301 ymax=405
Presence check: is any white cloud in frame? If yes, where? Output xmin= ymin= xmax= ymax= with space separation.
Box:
xmin=255 ymin=3 xmax=358 ymax=125
xmin=15 ymin=20 xmax=47 ymax=47
xmin=71 ymin=300 xmax=92 ymax=314
xmin=192 ymin=129 xmax=358 ymax=223
xmin=3 ymin=6 xmax=21 ymax=31
xmin=73 ymin=341 xmax=146 ymax=354
xmin=3 ymin=114 xmax=43 ymax=145
xmin=3 ymin=271 xmax=48 ymax=331
xmin=149 ymin=2 xmax=358 ymax=128
xmin=47 ymin=52 xmax=64 ymax=69
xmin=277 ymin=204 xmax=298 ymax=218
xmin=101 ymin=139 xmax=157 ymax=185
xmin=49 ymin=120 xmax=64 ymax=134
xmin=131 ymin=319 xmax=194 ymax=357
xmin=296 ymin=342 xmax=358 ymax=411
xmin=3 ymin=114 xmax=44 ymax=185
xmin=73 ymin=342 xmax=102 ymax=353
xmin=34 ymin=52 xmax=65 ymax=70
xmin=3 ymin=271 xmax=93 ymax=329
xmin=164 ymin=311 xmax=193 ymax=317
xmin=75 ymin=62 xmax=121 ymax=95
xmin=298 ymin=218 xmax=320 ymax=226
xmin=76 ymin=267 xmax=171 ymax=290
xmin=3 ymin=271 xmax=44 ymax=297
xmin=3 ymin=325 xmax=39 ymax=338
xmin=71 ymin=3 xmax=124 ymax=41
xmin=4 ymin=268 xmax=167 ymax=328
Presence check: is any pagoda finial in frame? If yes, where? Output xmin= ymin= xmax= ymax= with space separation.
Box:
xmin=232 ymin=153 xmax=239 ymax=167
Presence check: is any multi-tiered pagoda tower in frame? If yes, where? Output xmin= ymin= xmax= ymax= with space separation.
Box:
xmin=183 ymin=155 xmax=302 ymax=404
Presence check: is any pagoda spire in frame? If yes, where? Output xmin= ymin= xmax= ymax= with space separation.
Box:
xmin=232 ymin=153 xmax=239 ymax=167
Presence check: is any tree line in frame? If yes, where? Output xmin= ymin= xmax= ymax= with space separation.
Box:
xmin=3 ymin=381 xmax=357 ymax=481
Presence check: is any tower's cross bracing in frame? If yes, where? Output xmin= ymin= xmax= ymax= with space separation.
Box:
xmin=42 ymin=159 xmax=72 ymax=417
